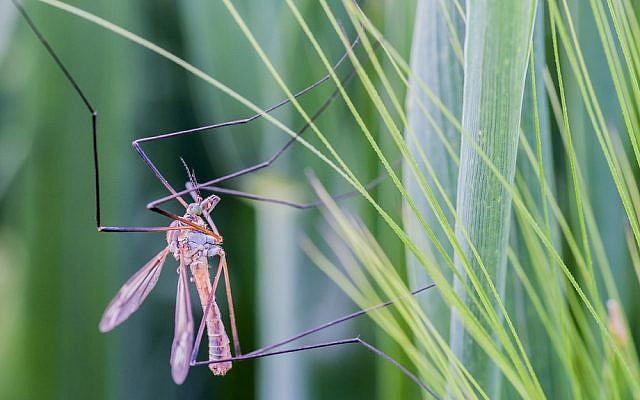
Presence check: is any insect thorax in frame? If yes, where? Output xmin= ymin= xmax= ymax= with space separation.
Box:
xmin=167 ymin=217 xmax=222 ymax=263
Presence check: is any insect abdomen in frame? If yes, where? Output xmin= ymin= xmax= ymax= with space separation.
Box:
xmin=189 ymin=259 xmax=232 ymax=375
xmin=207 ymin=301 xmax=233 ymax=375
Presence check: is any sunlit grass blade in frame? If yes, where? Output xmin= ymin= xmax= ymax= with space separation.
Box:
xmin=306 ymin=2 xmax=544 ymax=396
xmin=374 ymin=2 xmax=421 ymax=398
xmin=304 ymin=177 xmax=481 ymax=398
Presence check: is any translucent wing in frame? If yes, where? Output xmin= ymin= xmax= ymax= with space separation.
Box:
xmin=170 ymin=256 xmax=194 ymax=384
xmin=99 ymin=247 xmax=170 ymax=332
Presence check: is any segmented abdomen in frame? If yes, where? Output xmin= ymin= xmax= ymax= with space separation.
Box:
xmin=206 ymin=300 xmax=232 ymax=375
xmin=189 ymin=259 xmax=232 ymax=375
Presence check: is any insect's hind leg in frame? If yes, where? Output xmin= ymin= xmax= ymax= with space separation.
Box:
xmin=220 ymin=251 xmax=241 ymax=356
xmin=191 ymin=253 xmax=225 ymax=365
xmin=190 ymin=248 xmax=241 ymax=364
xmin=191 ymin=325 xmax=433 ymax=392
xmin=196 ymin=338 xmax=436 ymax=397
xmin=191 ymin=285 xmax=437 ymax=395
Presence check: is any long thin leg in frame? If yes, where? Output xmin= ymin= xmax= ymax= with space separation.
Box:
xmin=152 ymin=207 xmax=221 ymax=241
xmin=194 ymin=338 xmax=437 ymax=398
xmin=189 ymin=283 xmax=435 ymax=367
xmin=101 ymin=225 xmax=202 ymax=233
xmin=132 ymin=38 xmax=359 ymax=147
xmin=12 ymin=0 xmax=192 ymax=234
xmin=146 ymin=65 xmax=361 ymax=210
xmin=131 ymin=37 xmax=362 ymax=206
xmin=192 ymin=160 xmax=399 ymax=210
xmin=220 ymin=251 xmax=241 ymax=356
xmin=148 ymin=41 xmax=384 ymax=210
xmin=15 ymin=0 xmax=362 ymax=232
xmin=192 ymin=284 xmax=436 ymax=394
xmin=190 ymin=250 xmax=242 ymax=362
xmin=247 ymin=284 xmax=435 ymax=357
xmin=190 ymin=252 xmax=225 ymax=364
xmin=145 ymin=67 xmax=364 ymax=231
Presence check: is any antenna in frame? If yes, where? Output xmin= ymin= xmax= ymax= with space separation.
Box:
xmin=180 ymin=157 xmax=202 ymax=202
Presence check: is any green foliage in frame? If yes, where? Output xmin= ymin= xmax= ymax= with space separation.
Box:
xmin=4 ymin=0 xmax=640 ymax=398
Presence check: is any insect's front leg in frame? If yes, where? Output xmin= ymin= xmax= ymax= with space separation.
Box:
xmin=214 ymin=337 xmax=435 ymax=397
xmin=13 ymin=0 xmax=198 ymax=235
xmin=99 ymin=225 xmax=194 ymax=233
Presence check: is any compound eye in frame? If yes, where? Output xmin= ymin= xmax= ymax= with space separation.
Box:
xmin=187 ymin=203 xmax=202 ymax=216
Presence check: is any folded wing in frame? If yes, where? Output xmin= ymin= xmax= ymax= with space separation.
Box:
xmin=170 ymin=256 xmax=194 ymax=384
xmin=99 ymin=247 xmax=170 ymax=332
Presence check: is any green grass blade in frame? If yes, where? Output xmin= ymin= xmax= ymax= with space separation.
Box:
xmin=511 ymin=3 xmax=567 ymax=396
xmin=402 ymin=0 xmax=464 ymax=340
xmin=449 ymin=0 xmax=537 ymax=397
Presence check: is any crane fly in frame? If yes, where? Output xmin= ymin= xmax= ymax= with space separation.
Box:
xmin=13 ymin=1 xmax=440 ymax=397
xmin=99 ymin=174 xmax=238 ymax=384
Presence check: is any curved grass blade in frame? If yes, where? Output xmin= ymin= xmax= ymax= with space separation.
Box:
xmin=510 ymin=2 xmax=567 ymax=396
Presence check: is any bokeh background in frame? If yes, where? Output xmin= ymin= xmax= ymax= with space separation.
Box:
xmin=0 ymin=1 xmax=417 ymax=399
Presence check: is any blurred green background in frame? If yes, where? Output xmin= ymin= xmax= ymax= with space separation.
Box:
xmin=0 ymin=0 xmax=417 ymax=399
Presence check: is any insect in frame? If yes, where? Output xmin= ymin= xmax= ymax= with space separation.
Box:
xmin=98 ymin=166 xmax=239 ymax=383
xmin=13 ymin=1 xmax=438 ymax=397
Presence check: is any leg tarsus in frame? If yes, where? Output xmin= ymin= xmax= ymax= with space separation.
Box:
xmin=191 ymin=285 xmax=437 ymax=394
xmin=356 ymin=338 xmax=436 ymax=397
xmin=193 ymin=337 xmax=437 ymax=398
